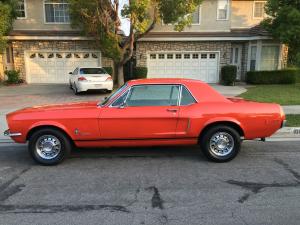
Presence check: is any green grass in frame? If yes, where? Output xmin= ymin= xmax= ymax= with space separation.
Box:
xmin=286 ymin=115 xmax=300 ymax=127
xmin=239 ymin=83 xmax=300 ymax=105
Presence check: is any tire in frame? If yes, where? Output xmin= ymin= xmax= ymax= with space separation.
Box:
xmin=73 ymin=83 xmax=79 ymax=95
xmin=200 ymin=125 xmax=241 ymax=162
xmin=28 ymin=128 xmax=72 ymax=165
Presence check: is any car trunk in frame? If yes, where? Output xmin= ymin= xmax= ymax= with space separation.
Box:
xmin=84 ymin=74 xmax=109 ymax=82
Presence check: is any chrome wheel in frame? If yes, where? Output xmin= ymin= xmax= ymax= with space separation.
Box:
xmin=209 ymin=132 xmax=234 ymax=157
xmin=35 ymin=135 xmax=61 ymax=160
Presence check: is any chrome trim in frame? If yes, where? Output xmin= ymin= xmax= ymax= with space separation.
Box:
xmin=4 ymin=129 xmax=22 ymax=137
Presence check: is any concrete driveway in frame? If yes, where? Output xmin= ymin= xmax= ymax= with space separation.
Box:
xmin=0 ymin=83 xmax=247 ymax=140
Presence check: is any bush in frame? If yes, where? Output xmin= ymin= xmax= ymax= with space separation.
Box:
xmin=5 ymin=70 xmax=22 ymax=84
xmin=133 ymin=67 xmax=148 ymax=79
xmin=221 ymin=65 xmax=237 ymax=86
xmin=103 ymin=67 xmax=113 ymax=76
xmin=246 ymin=69 xmax=298 ymax=84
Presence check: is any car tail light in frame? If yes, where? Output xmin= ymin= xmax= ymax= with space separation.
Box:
xmin=106 ymin=76 xmax=112 ymax=81
xmin=78 ymin=77 xmax=87 ymax=82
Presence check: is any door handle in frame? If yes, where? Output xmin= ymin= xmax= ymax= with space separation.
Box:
xmin=167 ymin=109 xmax=178 ymax=113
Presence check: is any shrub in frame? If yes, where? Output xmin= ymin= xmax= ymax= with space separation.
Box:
xmin=5 ymin=70 xmax=21 ymax=84
xmin=133 ymin=67 xmax=148 ymax=79
xmin=103 ymin=67 xmax=113 ymax=76
xmin=246 ymin=69 xmax=298 ymax=84
xmin=221 ymin=65 xmax=237 ymax=86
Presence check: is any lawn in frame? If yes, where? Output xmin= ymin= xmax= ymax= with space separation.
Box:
xmin=239 ymin=83 xmax=300 ymax=105
xmin=286 ymin=114 xmax=300 ymax=127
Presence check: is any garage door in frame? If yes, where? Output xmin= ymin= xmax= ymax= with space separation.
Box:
xmin=26 ymin=51 xmax=101 ymax=83
xmin=147 ymin=52 xmax=219 ymax=83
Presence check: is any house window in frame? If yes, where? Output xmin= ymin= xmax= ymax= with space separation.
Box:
xmin=44 ymin=0 xmax=70 ymax=23
xmin=184 ymin=54 xmax=190 ymax=59
xmin=191 ymin=6 xmax=201 ymax=24
xmin=158 ymin=54 xmax=165 ymax=59
xmin=150 ymin=54 xmax=156 ymax=59
xmin=260 ymin=46 xmax=279 ymax=71
xmin=167 ymin=54 xmax=173 ymax=59
xmin=253 ymin=1 xmax=267 ymax=19
xmin=217 ymin=0 xmax=229 ymax=20
xmin=17 ymin=0 xmax=26 ymax=19
xmin=175 ymin=54 xmax=182 ymax=59
xmin=250 ymin=46 xmax=257 ymax=71
xmin=192 ymin=54 xmax=199 ymax=59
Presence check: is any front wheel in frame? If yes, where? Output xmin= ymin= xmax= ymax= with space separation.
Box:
xmin=28 ymin=128 xmax=72 ymax=165
xmin=200 ymin=125 xmax=241 ymax=162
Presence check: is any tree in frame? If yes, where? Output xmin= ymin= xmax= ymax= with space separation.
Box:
xmin=0 ymin=0 xmax=17 ymax=52
xmin=261 ymin=0 xmax=300 ymax=67
xmin=69 ymin=0 xmax=203 ymax=86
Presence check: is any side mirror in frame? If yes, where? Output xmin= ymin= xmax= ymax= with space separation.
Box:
xmin=69 ymin=72 xmax=73 ymax=75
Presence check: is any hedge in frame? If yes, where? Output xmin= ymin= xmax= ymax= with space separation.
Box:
xmin=103 ymin=67 xmax=113 ymax=76
xmin=133 ymin=67 xmax=148 ymax=79
xmin=246 ymin=69 xmax=299 ymax=84
xmin=4 ymin=70 xmax=22 ymax=84
xmin=221 ymin=65 xmax=237 ymax=86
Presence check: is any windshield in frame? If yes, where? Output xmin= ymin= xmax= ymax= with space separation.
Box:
xmin=100 ymin=84 xmax=128 ymax=106
xmin=80 ymin=68 xmax=107 ymax=75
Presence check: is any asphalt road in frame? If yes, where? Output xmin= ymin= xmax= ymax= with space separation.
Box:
xmin=0 ymin=141 xmax=299 ymax=225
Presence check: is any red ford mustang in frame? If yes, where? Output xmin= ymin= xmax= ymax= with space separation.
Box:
xmin=4 ymin=79 xmax=286 ymax=165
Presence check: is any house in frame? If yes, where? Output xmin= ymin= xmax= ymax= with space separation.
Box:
xmin=136 ymin=0 xmax=288 ymax=83
xmin=0 ymin=0 xmax=288 ymax=84
xmin=0 ymin=0 xmax=113 ymax=84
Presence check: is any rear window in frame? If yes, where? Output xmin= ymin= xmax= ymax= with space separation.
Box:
xmin=80 ymin=68 xmax=107 ymax=75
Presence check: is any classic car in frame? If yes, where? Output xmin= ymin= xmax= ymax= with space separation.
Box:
xmin=4 ymin=79 xmax=286 ymax=165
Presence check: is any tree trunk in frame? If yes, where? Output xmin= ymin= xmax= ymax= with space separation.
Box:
xmin=113 ymin=61 xmax=125 ymax=87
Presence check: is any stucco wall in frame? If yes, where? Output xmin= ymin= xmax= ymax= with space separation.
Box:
xmin=231 ymin=0 xmax=265 ymax=28
xmin=11 ymin=40 xmax=112 ymax=81
xmin=13 ymin=0 xmax=73 ymax=31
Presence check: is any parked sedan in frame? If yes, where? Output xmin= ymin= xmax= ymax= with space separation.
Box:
xmin=4 ymin=79 xmax=285 ymax=165
xmin=69 ymin=67 xmax=113 ymax=94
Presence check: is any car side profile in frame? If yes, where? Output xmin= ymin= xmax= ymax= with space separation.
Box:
xmin=69 ymin=67 xmax=113 ymax=95
xmin=4 ymin=79 xmax=285 ymax=165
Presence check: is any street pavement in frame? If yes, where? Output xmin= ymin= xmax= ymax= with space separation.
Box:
xmin=0 ymin=141 xmax=299 ymax=225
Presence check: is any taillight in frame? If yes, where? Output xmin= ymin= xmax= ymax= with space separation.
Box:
xmin=106 ymin=76 xmax=112 ymax=81
xmin=78 ymin=77 xmax=87 ymax=82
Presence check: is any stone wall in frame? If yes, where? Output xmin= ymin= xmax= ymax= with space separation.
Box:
xmin=281 ymin=44 xmax=289 ymax=68
xmin=11 ymin=40 xmax=113 ymax=81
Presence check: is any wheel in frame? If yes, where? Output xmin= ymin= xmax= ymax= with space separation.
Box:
xmin=200 ymin=125 xmax=241 ymax=162
xmin=73 ymin=83 xmax=79 ymax=95
xmin=28 ymin=128 xmax=72 ymax=165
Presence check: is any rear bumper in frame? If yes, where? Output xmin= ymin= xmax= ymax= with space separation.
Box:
xmin=4 ymin=129 xmax=22 ymax=137
xmin=77 ymin=81 xmax=113 ymax=92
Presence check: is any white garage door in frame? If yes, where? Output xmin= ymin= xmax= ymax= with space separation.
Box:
xmin=26 ymin=51 xmax=101 ymax=83
xmin=147 ymin=52 xmax=219 ymax=83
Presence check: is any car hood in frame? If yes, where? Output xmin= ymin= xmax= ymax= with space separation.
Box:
xmin=9 ymin=101 xmax=98 ymax=115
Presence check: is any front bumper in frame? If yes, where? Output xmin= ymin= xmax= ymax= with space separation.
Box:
xmin=4 ymin=129 xmax=22 ymax=137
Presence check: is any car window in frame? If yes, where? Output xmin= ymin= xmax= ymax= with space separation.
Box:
xmin=80 ymin=68 xmax=106 ymax=75
xmin=180 ymin=86 xmax=196 ymax=106
xmin=126 ymin=85 xmax=180 ymax=107
xmin=101 ymin=84 xmax=127 ymax=106
xmin=73 ymin=68 xmax=78 ymax=75
xmin=111 ymin=90 xmax=129 ymax=107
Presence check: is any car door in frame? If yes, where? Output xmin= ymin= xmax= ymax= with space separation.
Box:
xmin=99 ymin=84 xmax=180 ymax=139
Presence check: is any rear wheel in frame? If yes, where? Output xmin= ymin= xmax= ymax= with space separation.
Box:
xmin=28 ymin=128 xmax=71 ymax=165
xmin=73 ymin=83 xmax=80 ymax=95
xmin=200 ymin=125 xmax=241 ymax=162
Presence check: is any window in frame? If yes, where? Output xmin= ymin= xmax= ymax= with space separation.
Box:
xmin=217 ymin=0 xmax=229 ymax=20
xmin=111 ymin=91 xmax=129 ymax=107
xmin=167 ymin=54 xmax=173 ymax=59
xmin=184 ymin=54 xmax=190 ymax=59
xmin=210 ymin=54 xmax=216 ymax=59
xmin=150 ymin=54 xmax=156 ymax=59
xmin=253 ymin=1 xmax=266 ymax=18
xmin=250 ymin=46 xmax=257 ymax=71
xmin=79 ymin=68 xmax=107 ymax=75
xmin=158 ymin=54 xmax=165 ymax=59
xmin=191 ymin=6 xmax=201 ymax=24
xmin=180 ymin=86 xmax=196 ymax=106
xmin=44 ymin=0 xmax=70 ymax=23
xmin=201 ymin=54 xmax=207 ymax=59
xmin=176 ymin=54 xmax=182 ymax=59
xmin=260 ymin=46 xmax=279 ymax=71
xmin=192 ymin=54 xmax=199 ymax=59
xmin=126 ymin=85 xmax=180 ymax=107
xmin=17 ymin=0 xmax=26 ymax=19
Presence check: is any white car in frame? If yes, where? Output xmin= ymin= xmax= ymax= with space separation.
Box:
xmin=69 ymin=67 xmax=113 ymax=95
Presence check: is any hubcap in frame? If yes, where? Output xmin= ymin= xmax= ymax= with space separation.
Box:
xmin=209 ymin=132 xmax=234 ymax=157
xmin=36 ymin=135 xmax=61 ymax=160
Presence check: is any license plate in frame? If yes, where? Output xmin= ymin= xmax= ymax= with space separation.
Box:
xmin=94 ymin=84 xmax=102 ymax=87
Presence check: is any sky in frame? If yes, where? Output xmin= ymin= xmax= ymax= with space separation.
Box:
xmin=119 ymin=0 xmax=130 ymax=35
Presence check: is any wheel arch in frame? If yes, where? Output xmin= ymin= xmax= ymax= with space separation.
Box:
xmin=26 ymin=123 xmax=74 ymax=143
xmin=199 ymin=120 xmax=245 ymax=142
